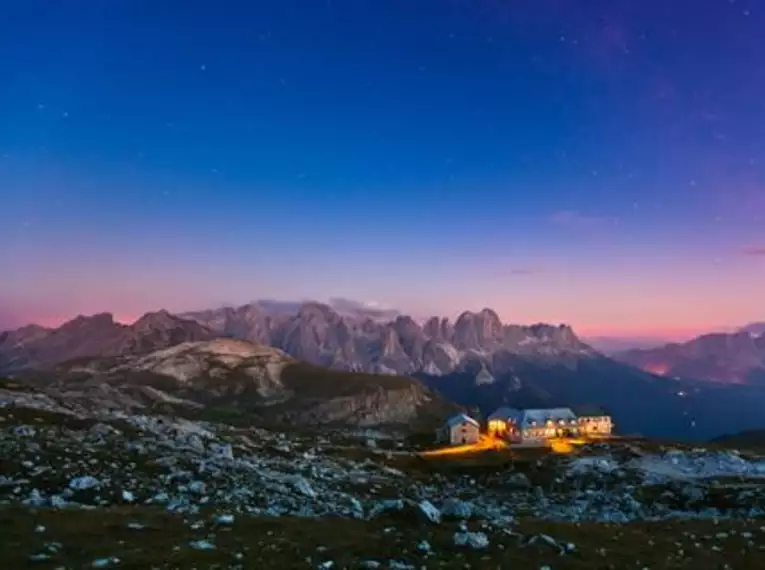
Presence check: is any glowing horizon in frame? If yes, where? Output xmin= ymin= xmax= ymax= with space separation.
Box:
xmin=2 ymin=2 xmax=764 ymax=340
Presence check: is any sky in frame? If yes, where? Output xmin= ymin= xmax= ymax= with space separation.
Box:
xmin=2 ymin=0 xmax=764 ymax=338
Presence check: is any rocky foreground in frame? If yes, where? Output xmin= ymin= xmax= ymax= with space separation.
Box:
xmin=4 ymin=384 xmax=765 ymax=568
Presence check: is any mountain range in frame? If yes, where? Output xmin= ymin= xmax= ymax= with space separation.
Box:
xmin=615 ymin=326 xmax=765 ymax=384
xmin=3 ymin=300 xmax=765 ymax=440
xmin=181 ymin=302 xmax=594 ymax=376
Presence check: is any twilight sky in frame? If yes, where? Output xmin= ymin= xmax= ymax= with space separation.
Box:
xmin=2 ymin=0 xmax=764 ymax=338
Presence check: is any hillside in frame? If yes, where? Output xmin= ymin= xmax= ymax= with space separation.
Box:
xmin=17 ymin=338 xmax=458 ymax=429
xmin=711 ymin=429 xmax=765 ymax=450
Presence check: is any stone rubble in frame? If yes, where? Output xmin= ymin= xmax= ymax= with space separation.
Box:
xmin=454 ymin=530 xmax=490 ymax=549
xmin=2 ymin=405 xmax=765 ymax=527
xmin=3 ymin=386 xmax=765 ymax=567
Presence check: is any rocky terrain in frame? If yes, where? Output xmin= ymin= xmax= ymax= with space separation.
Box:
xmin=3 ymin=380 xmax=765 ymax=568
xmin=616 ymin=329 xmax=765 ymax=385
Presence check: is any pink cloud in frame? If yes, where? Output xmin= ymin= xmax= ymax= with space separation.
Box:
xmin=743 ymin=246 xmax=765 ymax=257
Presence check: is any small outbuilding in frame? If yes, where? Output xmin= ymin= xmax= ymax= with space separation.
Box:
xmin=440 ymin=413 xmax=481 ymax=445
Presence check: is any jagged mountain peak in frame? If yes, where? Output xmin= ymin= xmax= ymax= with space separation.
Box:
xmin=453 ymin=308 xmax=504 ymax=350
xmin=131 ymin=309 xmax=181 ymax=327
xmin=14 ymin=324 xmax=51 ymax=335
xmin=740 ymin=322 xmax=765 ymax=338
xmin=61 ymin=312 xmax=117 ymax=329
xmin=296 ymin=301 xmax=337 ymax=319
xmin=453 ymin=308 xmax=503 ymax=329
xmin=527 ymin=322 xmax=581 ymax=343
xmin=392 ymin=314 xmax=420 ymax=330
xmin=478 ymin=307 xmax=502 ymax=320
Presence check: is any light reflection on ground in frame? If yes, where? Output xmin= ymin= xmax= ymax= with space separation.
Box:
xmin=421 ymin=435 xmax=592 ymax=457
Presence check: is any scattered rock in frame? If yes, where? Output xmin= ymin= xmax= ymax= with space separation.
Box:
xmin=418 ymin=500 xmax=441 ymax=524
xmin=69 ymin=476 xmax=100 ymax=491
xmin=91 ymin=556 xmax=120 ymax=567
xmin=441 ymin=498 xmax=473 ymax=519
xmin=506 ymin=472 xmax=532 ymax=489
xmin=13 ymin=426 xmax=36 ymax=437
xmin=292 ymin=476 xmax=317 ymax=498
xmin=454 ymin=530 xmax=489 ymax=549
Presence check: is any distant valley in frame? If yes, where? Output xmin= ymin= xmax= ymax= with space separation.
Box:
xmin=3 ymin=300 xmax=765 ymax=440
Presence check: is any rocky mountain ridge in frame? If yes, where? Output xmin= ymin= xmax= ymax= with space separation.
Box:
xmin=0 ymin=310 xmax=214 ymax=373
xmin=1 ymin=302 xmax=593 ymax=379
xmin=615 ymin=329 xmax=765 ymax=384
xmin=741 ymin=322 xmax=765 ymax=338
xmin=182 ymin=303 xmax=593 ymax=377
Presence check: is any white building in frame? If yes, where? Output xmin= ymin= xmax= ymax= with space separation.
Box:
xmin=576 ymin=408 xmax=614 ymax=437
xmin=518 ymin=408 xmax=580 ymax=443
xmin=487 ymin=407 xmax=584 ymax=445
xmin=440 ymin=413 xmax=481 ymax=445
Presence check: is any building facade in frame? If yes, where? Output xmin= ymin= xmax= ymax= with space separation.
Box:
xmin=516 ymin=408 xmax=580 ymax=444
xmin=487 ymin=406 xmax=613 ymax=446
xmin=440 ymin=407 xmax=614 ymax=447
xmin=576 ymin=410 xmax=613 ymax=437
xmin=487 ymin=407 xmax=522 ymax=442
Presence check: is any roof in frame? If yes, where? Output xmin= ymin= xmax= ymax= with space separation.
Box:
xmin=487 ymin=407 xmax=522 ymax=422
xmin=573 ymin=405 xmax=610 ymax=417
xmin=518 ymin=407 xmax=577 ymax=427
xmin=445 ymin=413 xmax=480 ymax=429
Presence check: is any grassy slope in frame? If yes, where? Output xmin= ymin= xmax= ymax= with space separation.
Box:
xmin=2 ymin=506 xmax=765 ymax=569
xmin=711 ymin=430 xmax=765 ymax=453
